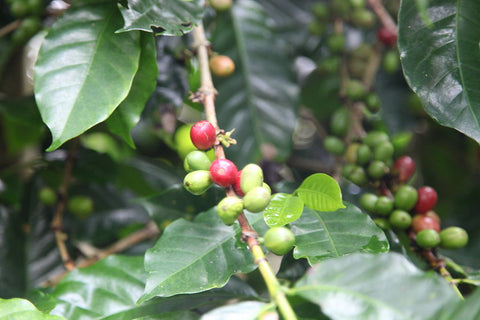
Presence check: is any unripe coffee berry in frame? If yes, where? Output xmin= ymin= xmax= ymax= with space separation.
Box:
xmin=440 ymin=227 xmax=468 ymax=249
xmin=377 ymin=27 xmax=397 ymax=47
xmin=217 ymin=196 xmax=244 ymax=225
xmin=373 ymin=141 xmax=394 ymax=162
xmin=244 ymin=186 xmax=271 ymax=213
xmin=416 ymin=229 xmax=440 ymax=249
xmin=38 ymin=187 xmax=57 ymax=206
xmin=327 ymin=33 xmax=346 ymax=53
xmin=346 ymin=79 xmax=366 ymax=101
xmin=324 ymin=136 xmax=345 ymax=155
xmin=356 ymin=144 xmax=372 ymax=166
xmin=312 ymin=2 xmax=329 ymax=19
xmin=209 ymin=55 xmax=235 ymax=77
xmin=209 ymin=0 xmax=232 ymax=11
xmin=184 ymin=150 xmax=212 ymax=172
xmin=367 ymin=160 xmax=389 ymax=179
xmin=414 ymin=186 xmax=437 ymax=213
xmin=190 ymin=121 xmax=216 ymax=150
xmin=363 ymin=131 xmax=389 ymax=148
xmin=351 ymin=8 xmax=376 ymax=28
xmin=345 ymin=143 xmax=360 ymax=163
xmin=210 ymin=159 xmax=238 ymax=187
xmin=68 ymin=195 xmax=94 ymax=219
xmin=382 ymin=50 xmax=400 ymax=74
xmin=394 ymin=185 xmax=418 ymax=211
xmin=365 ymin=93 xmax=381 ymax=113
xmin=412 ymin=214 xmax=440 ymax=233
xmin=389 ymin=210 xmax=412 ymax=229
xmin=360 ymin=193 xmax=378 ymax=214
xmin=233 ymin=171 xmax=244 ymax=196
xmin=373 ymin=218 xmax=391 ymax=230
xmin=184 ymin=170 xmax=212 ymax=195
xmin=263 ymin=227 xmax=295 ymax=256
xmin=240 ymin=164 xmax=264 ymax=194
xmin=330 ymin=107 xmax=350 ymax=137
xmin=375 ymin=196 xmax=394 ymax=216
xmin=349 ymin=166 xmax=368 ymax=186
xmin=393 ymin=156 xmax=416 ymax=183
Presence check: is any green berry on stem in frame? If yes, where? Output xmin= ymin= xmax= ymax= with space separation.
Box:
xmin=330 ymin=107 xmax=350 ymax=137
xmin=175 ymin=124 xmax=196 ymax=159
xmin=327 ymin=33 xmax=346 ymax=53
xmin=349 ymin=166 xmax=368 ymax=186
xmin=363 ymin=131 xmax=389 ymax=148
xmin=183 ymin=170 xmax=212 ymax=195
xmin=351 ymin=8 xmax=376 ymax=28
xmin=373 ymin=141 xmax=394 ymax=162
xmin=346 ymin=79 xmax=366 ymax=101
xmin=375 ymin=196 xmax=394 ymax=216
xmin=365 ymin=93 xmax=381 ymax=113
xmin=342 ymin=163 xmax=356 ymax=178
xmin=356 ymin=144 xmax=372 ymax=166
xmin=373 ymin=218 xmax=391 ymax=230
xmin=68 ymin=195 xmax=94 ymax=219
xmin=240 ymin=163 xmax=264 ymax=194
xmin=440 ymin=227 xmax=468 ymax=249
xmin=360 ymin=193 xmax=378 ymax=213
xmin=264 ymin=227 xmax=295 ymax=256
xmin=389 ymin=209 xmax=412 ymax=229
xmin=38 ymin=187 xmax=57 ymax=206
xmin=217 ymin=196 xmax=244 ymax=225
xmin=209 ymin=0 xmax=232 ymax=11
xmin=312 ymin=2 xmax=329 ymax=19
xmin=308 ymin=20 xmax=326 ymax=36
xmin=382 ymin=50 xmax=400 ymax=74
xmin=345 ymin=143 xmax=360 ymax=163
xmin=184 ymin=150 xmax=212 ymax=172
xmin=209 ymin=55 xmax=235 ymax=77
xmin=367 ymin=160 xmax=389 ymax=179
xmin=394 ymin=185 xmax=418 ymax=211
xmin=324 ymin=136 xmax=345 ymax=155
xmin=416 ymin=229 xmax=440 ymax=249
xmin=210 ymin=159 xmax=238 ymax=187
xmin=190 ymin=121 xmax=216 ymax=150
xmin=244 ymin=186 xmax=271 ymax=213
xmin=414 ymin=186 xmax=437 ymax=213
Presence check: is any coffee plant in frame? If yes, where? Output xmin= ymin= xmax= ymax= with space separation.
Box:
xmin=1 ymin=0 xmax=480 ymax=319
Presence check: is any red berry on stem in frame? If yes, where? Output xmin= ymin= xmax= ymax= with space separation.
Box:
xmin=190 ymin=121 xmax=216 ymax=150
xmin=393 ymin=156 xmax=416 ymax=183
xmin=233 ymin=170 xmax=245 ymax=196
xmin=210 ymin=159 xmax=238 ymax=187
xmin=377 ymin=27 xmax=397 ymax=47
xmin=414 ymin=186 xmax=438 ymax=213
xmin=412 ymin=214 xmax=440 ymax=233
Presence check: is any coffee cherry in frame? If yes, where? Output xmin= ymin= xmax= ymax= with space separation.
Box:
xmin=209 ymin=55 xmax=235 ymax=77
xmin=416 ymin=229 xmax=440 ymax=249
xmin=360 ymin=193 xmax=378 ymax=213
xmin=414 ymin=186 xmax=437 ymax=213
xmin=425 ymin=210 xmax=441 ymax=224
xmin=244 ymin=186 xmax=271 ymax=213
xmin=38 ymin=187 xmax=57 ymax=206
xmin=394 ymin=185 xmax=418 ymax=211
xmin=10 ymin=1 xmax=29 ymax=18
xmin=393 ymin=156 xmax=416 ymax=183
xmin=377 ymin=27 xmax=397 ymax=47
xmin=439 ymin=227 xmax=468 ymax=249
xmin=345 ymin=143 xmax=360 ymax=163
xmin=263 ymin=227 xmax=295 ymax=256
xmin=184 ymin=170 xmax=213 ymax=195
xmin=327 ymin=33 xmax=346 ymax=53
xmin=356 ymin=144 xmax=372 ymax=166
xmin=210 ymin=159 xmax=238 ymax=187
xmin=262 ymin=182 xmax=271 ymax=194
xmin=351 ymin=8 xmax=376 ymax=28
xmin=382 ymin=50 xmax=400 ymax=74
xmin=312 ymin=2 xmax=329 ymax=19
xmin=349 ymin=166 xmax=368 ymax=186
xmin=330 ymin=107 xmax=350 ymax=136
xmin=324 ymin=136 xmax=345 ymax=155
xmin=346 ymin=79 xmax=366 ymax=101
xmin=233 ymin=171 xmax=244 ymax=196
xmin=68 ymin=195 xmax=94 ymax=219
xmin=209 ymin=0 xmax=232 ymax=11
xmin=365 ymin=93 xmax=381 ymax=113
xmin=184 ymin=150 xmax=212 ymax=172
xmin=174 ymin=124 xmax=197 ymax=159
xmin=389 ymin=210 xmax=412 ymax=229
xmin=375 ymin=196 xmax=394 ymax=216
xmin=350 ymin=0 xmax=366 ymax=8
xmin=27 ymin=0 xmax=44 ymax=15
xmin=190 ymin=121 xmax=216 ymax=150
xmin=373 ymin=141 xmax=394 ymax=162
xmin=363 ymin=131 xmax=389 ymax=148
xmin=308 ymin=20 xmax=326 ymax=36
xmin=367 ymin=160 xmax=389 ymax=179
xmin=412 ymin=214 xmax=440 ymax=233
xmin=240 ymin=164 xmax=264 ymax=194
xmin=217 ymin=196 xmax=244 ymax=225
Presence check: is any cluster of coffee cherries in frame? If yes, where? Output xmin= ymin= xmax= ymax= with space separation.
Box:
xmin=181 ymin=120 xmax=295 ymax=255
xmin=6 ymin=0 xmax=44 ymax=45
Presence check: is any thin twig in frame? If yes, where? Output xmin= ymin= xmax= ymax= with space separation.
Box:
xmin=0 ymin=20 xmax=20 ymax=38
xmin=367 ymin=0 xmax=397 ymax=33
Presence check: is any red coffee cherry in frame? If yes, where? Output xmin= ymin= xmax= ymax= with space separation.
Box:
xmin=190 ymin=121 xmax=216 ymax=150
xmin=233 ymin=170 xmax=244 ymax=196
xmin=414 ymin=186 xmax=438 ymax=213
xmin=377 ymin=27 xmax=397 ymax=47
xmin=412 ymin=214 xmax=440 ymax=233
xmin=209 ymin=159 xmax=238 ymax=187
xmin=393 ymin=156 xmax=416 ymax=183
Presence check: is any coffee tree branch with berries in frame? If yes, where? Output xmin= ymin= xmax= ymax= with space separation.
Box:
xmin=0 ymin=0 xmax=480 ymax=319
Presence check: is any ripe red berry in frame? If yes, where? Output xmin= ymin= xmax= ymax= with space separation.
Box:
xmin=377 ymin=27 xmax=397 ymax=47
xmin=210 ymin=159 xmax=238 ymax=187
xmin=233 ymin=170 xmax=245 ymax=196
xmin=412 ymin=214 xmax=440 ymax=233
xmin=190 ymin=121 xmax=216 ymax=150
xmin=414 ymin=186 xmax=438 ymax=213
xmin=393 ymin=156 xmax=416 ymax=183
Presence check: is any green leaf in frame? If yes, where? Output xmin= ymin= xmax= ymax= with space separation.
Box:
xmin=293 ymin=252 xmax=461 ymax=320
xmin=139 ymin=208 xmax=257 ymax=302
xmin=398 ymin=0 xmax=480 ymax=143
xmin=34 ymin=0 xmax=142 ymax=151
xmin=200 ymin=301 xmax=267 ymax=320
xmin=291 ymin=203 xmax=389 ymax=264
xmin=117 ymin=0 xmax=205 ymax=36
xmin=434 ymin=285 xmax=480 ymax=320
xmin=211 ymin=0 xmax=299 ymax=166
xmin=294 ymin=173 xmax=345 ymax=212
xmin=107 ymin=32 xmax=158 ymax=148
xmin=263 ymin=193 xmax=304 ymax=227
xmin=0 ymin=298 xmax=65 ymax=320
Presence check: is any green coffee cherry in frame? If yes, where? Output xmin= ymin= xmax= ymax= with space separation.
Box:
xmin=68 ymin=195 xmax=94 ymax=219
xmin=440 ymin=227 xmax=468 ymax=249
xmin=244 ymin=186 xmax=271 ymax=213
xmin=308 ymin=20 xmax=326 ymax=36
xmin=345 ymin=143 xmax=360 ymax=163
xmin=383 ymin=50 xmax=400 ymax=74
xmin=350 ymin=0 xmax=366 ymax=8
xmin=375 ymin=196 xmax=394 ymax=216
xmin=367 ymin=160 xmax=389 ymax=179
xmin=240 ymin=163 xmax=264 ymax=194
xmin=365 ymin=93 xmax=381 ymax=113
xmin=263 ymin=227 xmax=295 ymax=256
xmin=351 ymin=8 xmax=376 ymax=28
xmin=389 ymin=209 xmax=412 ymax=229
xmin=349 ymin=166 xmax=368 ymax=186
xmin=184 ymin=150 xmax=212 ymax=172
xmin=262 ymin=182 xmax=271 ymax=194
xmin=324 ymin=136 xmax=345 ymax=155
xmin=394 ymin=185 xmax=418 ymax=211
xmin=330 ymin=107 xmax=350 ymax=137
xmin=356 ymin=144 xmax=372 ymax=165
xmin=342 ymin=163 xmax=356 ymax=178
xmin=346 ymin=80 xmax=366 ymax=101
xmin=312 ymin=2 xmax=329 ymax=19
xmin=183 ymin=170 xmax=212 ymax=195
xmin=373 ymin=141 xmax=394 ymax=162
xmin=360 ymin=193 xmax=378 ymax=213
xmin=327 ymin=33 xmax=346 ymax=53
xmin=416 ymin=229 xmax=440 ymax=249
xmin=319 ymin=56 xmax=341 ymax=74
xmin=38 ymin=187 xmax=57 ymax=206
xmin=217 ymin=196 xmax=244 ymax=225
xmin=363 ymin=131 xmax=389 ymax=148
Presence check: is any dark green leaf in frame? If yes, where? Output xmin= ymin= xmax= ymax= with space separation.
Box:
xmin=212 ymin=0 xmax=299 ymax=166
xmin=295 ymin=173 xmax=345 ymax=212
xmin=117 ymin=0 xmax=205 ymax=36
xmin=139 ymin=208 xmax=258 ymax=302
xmin=293 ymin=252 xmax=460 ymax=320
xmin=0 ymin=298 xmax=65 ymax=320
xmin=199 ymin=301 xmax=267 ymax=320
xmin=107 ymin=33 xmax=158 ymax=148
xmin=34 ymin=0 xmax=142 ymax=150
xmin=263 ymin=193 xmax=304 ymax=227
xmin=398 ymin=0 xmax=480 ymax=143
xmin=291 ymin=203 xmax=389 ymax=264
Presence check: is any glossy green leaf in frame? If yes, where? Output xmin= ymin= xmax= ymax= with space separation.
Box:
xmin=398 ymin=0 xmax=480 ymax=143
xmin=263 ymin=193 xmax=304 ymax=227
xmin=0 ymin=298 xmax=65 ymax=320
xmin=294 ymin=173 xmax=345 ymax=212
xmin=107 ymin=33 xmax=157 ymax=148
xmin=434 ymin=285 xmax=480 ymax=320
xmin=200 ymin=301 xmax=267 ymax=320
xmin=117 ymin=0 xmax=205 ymax=36
xmin=293 ymin=252 xmax=460 ymax=320
xmin=211 ymin=0 xmax=299 ymax=166
xmin=34 ymin=0 xmax=141 ymax=151
xmin=139 ymin=208 xmax=258 ymax=302
xmin=291 ymin=203 xmax=389 ymax=264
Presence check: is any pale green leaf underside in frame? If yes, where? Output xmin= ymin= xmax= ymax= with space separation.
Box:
xmin=263 ymin=193 xmax=304 ymax=227
xmin=34 ymin=0 xmax=141 ymax=150
xmin=291 ymin=203 xmax=389 ymax=264
xmin=200 ymin=301 xmax=267 ymax=320
xmin=295 ymin=173 xmax=345 ymax=212
xmin=0 ymin=298 xmax=65 ymax=320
